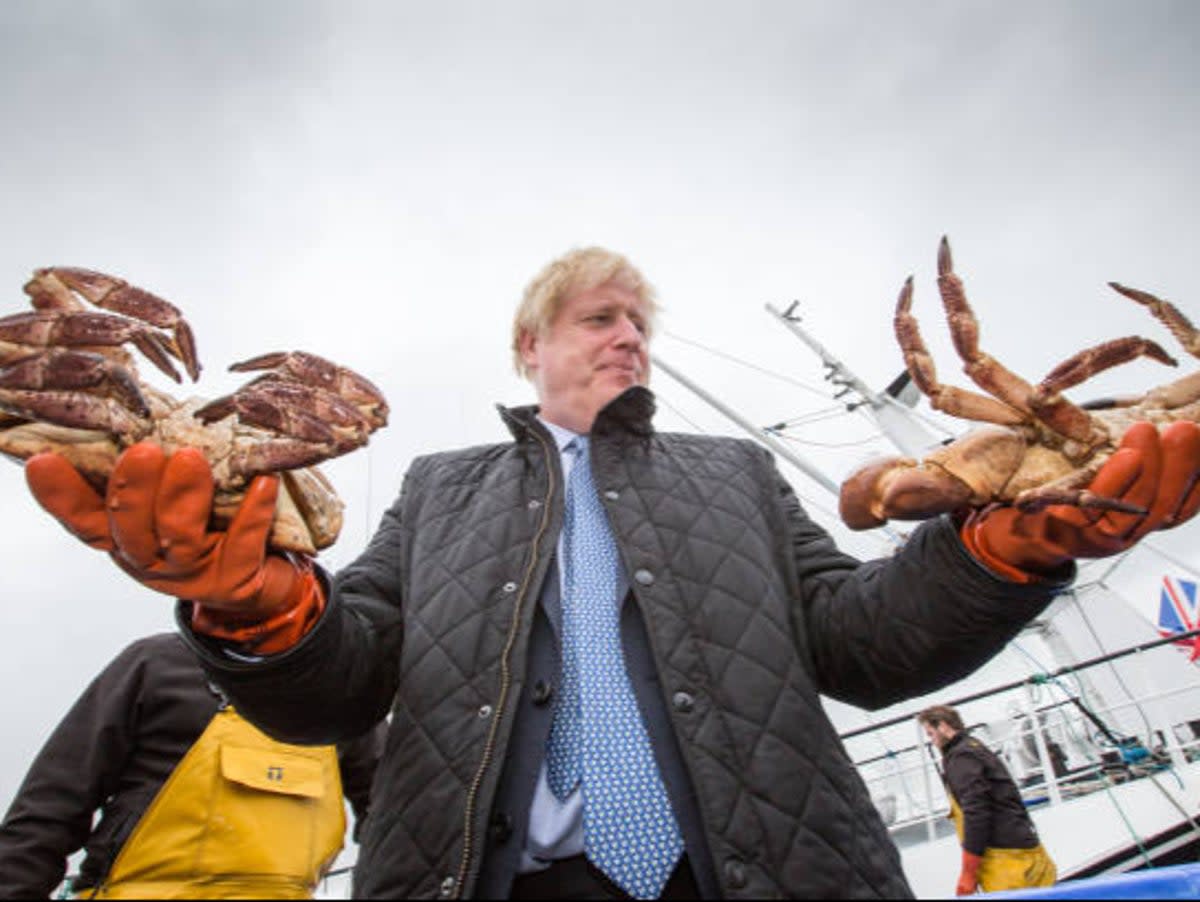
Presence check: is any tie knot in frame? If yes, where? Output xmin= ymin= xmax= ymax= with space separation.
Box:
xmin=569 ymin=435 xmax=589 ymax=458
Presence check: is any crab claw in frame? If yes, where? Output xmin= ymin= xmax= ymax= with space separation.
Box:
xmin=191 ymin=352 xmax=388 ymax=478
xmin=25 ymin=267 xmax=201 ymax=382
xmin=229 ymin=351 xmax=389 ymax=428
xmin=193 ymin=380 xmax=372 ymax=452
xmin=840 ymin=454 xmax=977 ymax=530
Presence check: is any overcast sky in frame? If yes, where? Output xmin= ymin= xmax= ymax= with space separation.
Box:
xmin=2 ymin=0 xmax=1199 ymax=848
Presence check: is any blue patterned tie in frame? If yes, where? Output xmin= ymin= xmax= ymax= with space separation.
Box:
xmin=545 ymin=436 xmax=684 ymax=899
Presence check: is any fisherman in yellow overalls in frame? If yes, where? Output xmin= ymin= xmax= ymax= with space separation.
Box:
xmin=0 ymin=633 xmax=383 ymax=898
xmin=918 ymin=704 xmax=1057 ymax=895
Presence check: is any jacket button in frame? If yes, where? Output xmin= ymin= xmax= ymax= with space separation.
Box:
xmin=634 ymin=568 xmax=654 ymax=586
xmin=604 ymin=489 xmax=620 ymax=501
xmin=439 ymin=876 xmax=456 ymax=897
xmin=531 ymin=679 xmax=554 ymax=706
xmin=478 ymin=704 xmax=493 ymax=719
xmin=502 ymin=581 xmax=517 ymax=593
xmin=528 ymin=498 xmax=542 ymax=510
xmin=673 ymin=691 xmax=695 ymax=713
xmin=724 ymin=858 xmax=747 ymax=889
xmin=489 ymin=811 xmax=514 ymax=844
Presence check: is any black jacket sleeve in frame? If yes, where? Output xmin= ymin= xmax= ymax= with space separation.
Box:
xmin=177 ymin=466 xmax=417 ymax=745
xmin=770 ymin=459 xmax=1071 ymax=709
xmin=0 ymin=643 xmax=147 ymax=897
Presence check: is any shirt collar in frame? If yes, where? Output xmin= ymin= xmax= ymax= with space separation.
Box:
xmin=537 ymin=416 xmax=581 ymax=454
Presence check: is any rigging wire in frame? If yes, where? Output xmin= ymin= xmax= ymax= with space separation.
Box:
xmin=767 ymin=405 xmax=852 ymax=428
xmin=771 ymin=430 xmax=885 ymax=450
xmin=655 ymin=392 xmax=710 ymax=434
xmin=660 ymin=330 xmax=832 ymax=399
xmin=1007 ymin=634 xmax=1155 ymax=869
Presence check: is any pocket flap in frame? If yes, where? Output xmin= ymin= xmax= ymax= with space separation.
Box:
xmin=220 ymin=744 xmax=326 ymax=798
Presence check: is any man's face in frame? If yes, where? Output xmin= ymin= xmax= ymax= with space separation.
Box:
xmin=923 ymin=722 xmax=956 ymax=750
xmin=519 ymin=280 xmax=651 ymax=433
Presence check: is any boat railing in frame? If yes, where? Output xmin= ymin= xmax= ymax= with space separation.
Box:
xmin=840 ymin=629 xmax=1200 ymax=847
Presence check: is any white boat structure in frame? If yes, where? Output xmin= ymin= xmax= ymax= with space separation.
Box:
xmin=838 ymin=548 xmax=1200 ymax=898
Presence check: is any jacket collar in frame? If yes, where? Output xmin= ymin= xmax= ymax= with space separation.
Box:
xmin=942 ymin=731 xmax=969 ymax=757
xmin=497 ymin=386 xmax=657 ymax=443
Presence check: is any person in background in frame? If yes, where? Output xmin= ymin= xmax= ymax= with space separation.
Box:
xmin=918 ymin=704 xmax=1057 ymax=895
xmin=0 ymin=632 xmax=384 ymax=899
xmin=22 ymin=246 xmax=1200 ymax=898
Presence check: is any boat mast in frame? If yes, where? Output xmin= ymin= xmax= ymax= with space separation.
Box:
xmin=764 ymin=301 xmax=944 ymax=458
xmin=651 ymin=354 xmax=840 ymax=497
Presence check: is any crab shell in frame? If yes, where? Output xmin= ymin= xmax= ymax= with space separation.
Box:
xmin=0 ymin=387 xmax=344 ymax=554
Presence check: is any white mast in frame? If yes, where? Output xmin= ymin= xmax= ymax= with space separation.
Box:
xmin=764 ymin=301 xmax=944 ymax=458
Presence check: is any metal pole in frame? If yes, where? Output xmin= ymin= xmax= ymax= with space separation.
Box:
xmin=1022 ymin=686 xmax=1063 ymax=806
xmin=765 ymin=302 xmax=882 ymax=404
xmin=1134 ymin=647 xmax=1191 ymax=777
xmin=652 ymin=354 xmax=841 ymax=497
xmin=916 ymin=719 xmax=939 ymax=842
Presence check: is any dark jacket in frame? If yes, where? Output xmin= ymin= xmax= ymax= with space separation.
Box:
xmin=942 ymin=731 xmax=1041 ymax=856
xmin=0 ymin=633 xmax=384 ymax=897
xmin=184 ymin=388 xmax=1069 ymax=899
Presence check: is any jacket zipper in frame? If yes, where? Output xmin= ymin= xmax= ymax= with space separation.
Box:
xmin=452 ymin=429 xmax=557 ymax=896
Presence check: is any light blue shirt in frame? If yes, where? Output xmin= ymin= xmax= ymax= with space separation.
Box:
xmin=519 ymin=417 xmax=586 ymax=872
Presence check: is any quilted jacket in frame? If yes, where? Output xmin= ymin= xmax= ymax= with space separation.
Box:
xmin=942 ymin=732 xmax=1041 ymax=856
xmin=185 ymin=387 xmax=1068 ymax=899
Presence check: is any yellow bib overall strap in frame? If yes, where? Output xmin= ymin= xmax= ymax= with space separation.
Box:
xmin=947 ymin=795 xmax=1057 ymax=892
xmin=89 ymin=707 xmax=346 ymax=900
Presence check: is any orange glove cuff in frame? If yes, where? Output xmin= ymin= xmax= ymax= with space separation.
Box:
xmin=960 ymin=512 xmax=1061 ymax=584
xmin=190 ymin=558 xmax=326 ymax=655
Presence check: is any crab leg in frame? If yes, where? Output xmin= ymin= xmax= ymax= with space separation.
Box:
xmin=1012 ymin=455 xmax=1146 ymax=515
xmin=935 ymin=237 xmax=1045 ymax=416
xmin=0 ymin=350 xmax=149 ymax=417
xmin=937 ymin=237 xmax=1112 ymax=450
xmin=0 ymin=388 xmax=147 ymax=437
xmin=227 ymin=437 xmax=354 ymax=481
xmin=25 ymin=267 xmax=201 ymax=381
xmin=1109 ymin=282 xmax=1200 ymax=359
xmin=894 ymin=274 xmax=1027 ymax=425
xmin=0 ymin=310 xmax=183 ymax=383
xmin=1039 ymin=337 xmax=1177 ymax=393
xmin=1029 ymin=336 xmax=1178 ymax=449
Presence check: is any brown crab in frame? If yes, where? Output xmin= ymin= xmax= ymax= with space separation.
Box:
xmin=0 ymin=267 xmax=389 ymax=553
xmin=839 ymin=237 xmax=1200 ymax=530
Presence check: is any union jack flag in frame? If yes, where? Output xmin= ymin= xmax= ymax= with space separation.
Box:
xmin=1157 ymin=575 xmax=1200 ymax=661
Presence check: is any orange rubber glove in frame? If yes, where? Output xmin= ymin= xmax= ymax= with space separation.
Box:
xmin=956 ymin=850 xmax=982 ymax=895
xmin=26 ymin=442 xmax=324 ymax=653
xmin=962 ymin=421 xmax=1200 ymax=582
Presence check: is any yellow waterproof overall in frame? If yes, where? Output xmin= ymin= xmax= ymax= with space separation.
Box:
xmin=948 ymin=796 xmax=1057 ymax=892
xmin=86 ymin=707 xmax=346 ymax=899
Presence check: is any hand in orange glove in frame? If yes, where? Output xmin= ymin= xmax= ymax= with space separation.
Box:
xmin=962 ymin=421 xmax=1200 ymax=582
xmin=956 ymin=850 xmax=982 ymax=895
xmin=26 ymin=442 xmax=323 ymax=653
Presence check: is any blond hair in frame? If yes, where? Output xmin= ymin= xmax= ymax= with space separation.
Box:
xmin=511 ymin=246 xmax=659 ymax=378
